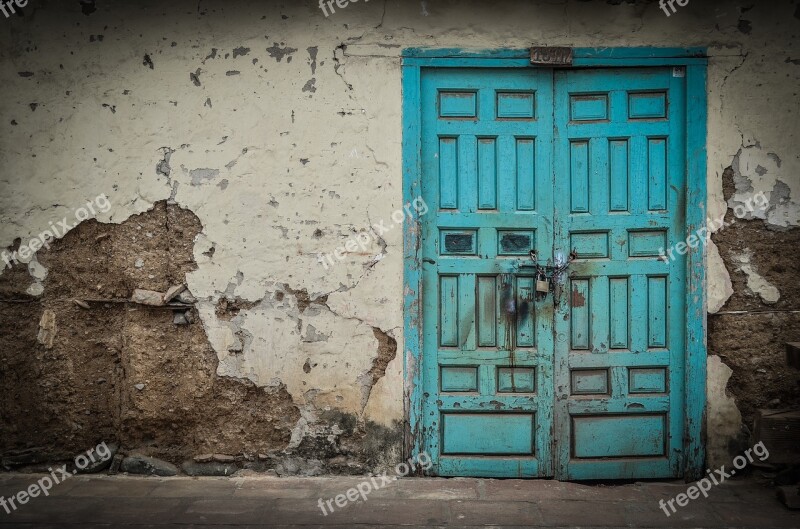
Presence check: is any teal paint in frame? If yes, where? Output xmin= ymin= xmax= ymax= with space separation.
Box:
xmin=552 ymin=65 xmax=688 ymax=479
xmin=403 ymin=47 xmax=706 ymax=59
xmin=418 ymin=67 xmax=555 ymax=478
xmin=402 ymin=63 xmax=423 ymax=465
xmin=402 ymin=48 xmax=708 ymax=480
xmin=683 ymin=63 xmax=708 ymax=481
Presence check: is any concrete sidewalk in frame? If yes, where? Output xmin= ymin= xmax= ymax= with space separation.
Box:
xmin=0 ymin=473 xmax=797 ymax=528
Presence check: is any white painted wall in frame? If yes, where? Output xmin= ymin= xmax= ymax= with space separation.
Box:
xmin=1 ymin=0 xmax=797 ymax=467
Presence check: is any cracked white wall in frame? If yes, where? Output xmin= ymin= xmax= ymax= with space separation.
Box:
xmin=706 ymin=355 xmax=745 ymax=469
xmin=1 ymin=0 xmax=798 ymax=456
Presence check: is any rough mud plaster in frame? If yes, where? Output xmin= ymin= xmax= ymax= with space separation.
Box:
xmin=709 ymin=310 xmax=800 ymax=428
xmin=0 ymin=0 xmax=798 ymax=471
xmin=0 ymin=203 xmax=300 ymax=463
xmin=715 ymin=170 xmax=800 ymax=313
xmin=706 ymin=168 xmax=800 ymax=465
xmin=706 ymin=356 xmax=746 ymax=469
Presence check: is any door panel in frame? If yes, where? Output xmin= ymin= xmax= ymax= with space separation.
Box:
xmin=419 ymin=66 xmax=688 ymax=480
xmin=421 ymin=68 xmax=554 ymax=477
xmin=552 ymin=68 xmax=686 ymax=479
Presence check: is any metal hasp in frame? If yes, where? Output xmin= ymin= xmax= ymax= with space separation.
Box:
xmin=519 ymin=250 xmax=577 ymax=297
xmin=524 ymin=249 xmax=577 ymax=279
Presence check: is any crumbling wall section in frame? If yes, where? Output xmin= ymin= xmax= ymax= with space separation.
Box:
xmin=0 ymin=201 xmax=403 ymax=473
xmin=0 ymin=203 xmax=300 ymax=465
xmin=708 ymin=169 xmax=800 ymax=461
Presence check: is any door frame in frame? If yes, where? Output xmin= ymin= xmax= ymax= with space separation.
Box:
xmin=402 ymin=47 xmax=709 ymax=481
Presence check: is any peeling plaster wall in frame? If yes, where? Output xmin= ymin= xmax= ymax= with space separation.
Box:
xmin=1 ymin=0 xmax=798 ymax=472
xmin=706 ymin=355 xmax=746 ymax=469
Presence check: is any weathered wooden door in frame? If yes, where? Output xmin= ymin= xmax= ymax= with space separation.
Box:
xmin=419 ymin=65 xmax=688 ymax=479
xmin=552 ymin=68 xmax=687 ymax=479
xmin=421 ymin=68 xmax=555 ymax=477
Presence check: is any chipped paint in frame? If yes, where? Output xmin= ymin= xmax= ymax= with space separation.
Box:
xmin=706 ymin=240 xmax=733 ymax=313
xmin=731 ymin=249 xmax=781 ymax=304
xmin=706 ymin=355 xmax=746 ymax=468
xmin=570 ymin=287 xmax=586 ymax=308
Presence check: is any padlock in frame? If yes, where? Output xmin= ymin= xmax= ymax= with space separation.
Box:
xmin=536 ymin=273 xmax=549 ymax=294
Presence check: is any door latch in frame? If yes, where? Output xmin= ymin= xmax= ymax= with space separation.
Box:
xmin=526 ymin=250 xmax=578 ymax=297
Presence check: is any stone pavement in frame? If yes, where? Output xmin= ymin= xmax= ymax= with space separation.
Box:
xmin=0 ymin=473 xmax=797 ymax=528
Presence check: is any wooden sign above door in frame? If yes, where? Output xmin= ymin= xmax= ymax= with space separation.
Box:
xmin=530 ymin=47 xmax=573 ymax=66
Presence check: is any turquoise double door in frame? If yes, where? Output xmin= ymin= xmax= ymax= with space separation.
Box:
xmin=420 ymin=67 xmax=688 ymax=479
